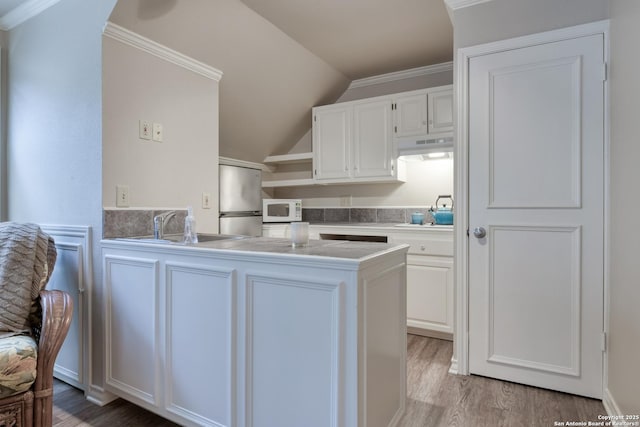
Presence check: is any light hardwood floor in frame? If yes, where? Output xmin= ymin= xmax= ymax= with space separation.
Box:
xmin=53 ymin=335 xmax=605 ymax=427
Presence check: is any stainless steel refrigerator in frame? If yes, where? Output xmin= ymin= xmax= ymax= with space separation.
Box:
xmin=219 ymin=164 xmax=263 ymax=236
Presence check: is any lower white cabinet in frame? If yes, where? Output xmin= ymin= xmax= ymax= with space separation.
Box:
xmin=405 ymin=255 xmax=453 ymax=338
xmin=264 ymin=224 xmax=455 ymax=339
xmin=102 ymin=239 xmax=408 ymax=427
xmin=389 ymin=231 xmax=454 ymax=339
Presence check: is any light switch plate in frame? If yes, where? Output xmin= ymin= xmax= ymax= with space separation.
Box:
xmin=116 ymin=185 xmax=130 ymax=207
xmin=153 ymin=123 xmax=163 ymax=142
xmin=202 ymin=192 xmax=211 ymax=209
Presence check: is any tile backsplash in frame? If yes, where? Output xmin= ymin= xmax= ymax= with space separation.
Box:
xmin=104 ymin=206 xmax=438 ymax=238
xmin=302 ymin=207 xmax=434 ymax=225
xmin=103 ymin=209 xmax=187 ymax=238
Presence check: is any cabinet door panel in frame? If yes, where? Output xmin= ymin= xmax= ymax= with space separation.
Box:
xmin=428 ymin=90 xmax=454 ymax=134
xmin=165 ymin=263 xmax=235 ymax=427
xmin=313 ymin=106 xmax=351 ymax=180
xmin=395 ymin=94 xmax=428 ymax=138
xmin=105 ymin=255 xmax=159 ymax=405
xmin=353 ymin=100 xmax=394 ymax=178
xmin=406 ymin=256 xmax=453 ymax=335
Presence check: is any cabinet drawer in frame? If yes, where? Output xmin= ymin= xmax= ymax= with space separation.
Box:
xmin=391 ymin=235 xmax=453 ymax=257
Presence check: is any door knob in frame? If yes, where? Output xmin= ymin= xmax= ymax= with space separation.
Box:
xmin=473 ymin=227 xmax=486 ymax=238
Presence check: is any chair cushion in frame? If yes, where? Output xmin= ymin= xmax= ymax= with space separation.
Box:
xmin=0 ymin=335 xmax=37 ymax=398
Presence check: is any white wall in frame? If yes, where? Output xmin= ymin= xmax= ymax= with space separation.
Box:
xmin=102 ymin=35 xmax=220 ymax=232
xmin=6 ymin=0 xmax=117 ymax=395
xmin=0 ymin=31 xmax=6 ymax=220
xmin=608 ymin=0 xmax=640 ymax=414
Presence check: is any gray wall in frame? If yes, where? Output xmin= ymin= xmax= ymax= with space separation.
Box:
xmin=609 ymin=0 xmax=640 ymax=414
xmin=453 ymin=0 xmax=609 ymax=49
xmin=337 ymin=69 xmax=453 ymax=103
xmin=6 ymin=0 xmax=117 ymax=393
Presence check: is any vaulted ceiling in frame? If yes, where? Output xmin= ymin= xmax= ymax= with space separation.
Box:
xmin=3 ymin=0 xmax=454 ymax=163
xmin=109 ymin=0 xmax=453 ymax=163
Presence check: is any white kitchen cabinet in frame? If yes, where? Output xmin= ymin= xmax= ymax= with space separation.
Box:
xmin=312 ymin=104 xmax=351 ymax=180
xmin=394 ymin=93 xmax=427 ymax=138
xmin=313 ymin=97 xmax=403 ymax=183
xmin=406 ymin=255 xmax=453 ymax=338
xmin=427 ymin=88 xmax=454 ymax=134
xmin=104 ymin=252 xmax=234 ymax=427
xmin=104 ymin=254 xmax=159 ymax=406
xmin=102 ymin=238 xmax=408 ymax=427
xmin=393 ymin=86 xmax=453 ymax=138
xmin=352 ymin=99 xmax=394 ymax=178
xmin=390 ymin=231 xmax=454 ymax=339
xmin=295 ymin=223 xmax=455 ymax=339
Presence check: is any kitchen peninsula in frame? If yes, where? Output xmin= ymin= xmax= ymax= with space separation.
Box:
xmin=101 ymin=236 xmax=408 ymax=427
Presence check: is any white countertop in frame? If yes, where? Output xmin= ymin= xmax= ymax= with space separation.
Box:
xmin=105 ymin=235 xmax=408 ymax=261
xmin=264 ymin=222 xmax=454 ymax=231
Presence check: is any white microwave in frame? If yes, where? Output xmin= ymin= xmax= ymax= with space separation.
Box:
xmin=263 ymin=199 xmax=302 ymax=222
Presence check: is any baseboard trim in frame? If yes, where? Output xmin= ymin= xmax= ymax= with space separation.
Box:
xmin=602 ymin=387 xmax=622 ymax=416
xmin=407 ymin=327 xmax=453 ymax=341
xmin=86 ymin=385 xmax=119 ymax=407
xmin=448 ymin=357 xmax=459 ymax=375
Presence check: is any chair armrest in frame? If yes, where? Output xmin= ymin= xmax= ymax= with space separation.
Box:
xmin=33 ymin=290 xmax=73 ymax=392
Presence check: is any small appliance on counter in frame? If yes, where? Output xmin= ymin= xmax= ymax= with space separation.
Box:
xmin=430 ymin=195 xmax=454 ymax=225
xmin=219 ymin=164 xmax=263 ymax=236
xmin=262 ymin=199 xmax=302 ymax=223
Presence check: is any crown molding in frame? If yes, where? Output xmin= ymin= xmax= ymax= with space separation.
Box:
xmin=348 ymin=62 xmax=453 ymax=89
xmin=444 ymin=0 xmax=493 ymax=11
xmin=0 ymin=0 xmax=61 ymax=30
xmin=103 ymin=22 xmax=223 ymax=82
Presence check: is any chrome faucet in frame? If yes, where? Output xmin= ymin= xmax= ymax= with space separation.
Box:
xmin=153 ymin=211 xmax=176 ymax=239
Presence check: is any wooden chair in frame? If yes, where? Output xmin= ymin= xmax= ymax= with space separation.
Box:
xmin=0 ymin=290 xmax=72 ymax=427
xmin=0 ymin=222 xmax=73 ymax=427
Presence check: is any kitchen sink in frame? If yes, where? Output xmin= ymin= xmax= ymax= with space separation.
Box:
xmin=117 ymin=233 xmax=247 ymax=244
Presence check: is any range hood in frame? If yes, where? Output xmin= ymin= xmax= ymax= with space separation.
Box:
xmin=396 ymin=136 xmax=453 ymax=157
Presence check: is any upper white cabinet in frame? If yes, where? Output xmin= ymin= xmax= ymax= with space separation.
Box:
xmin=313 ymin=96 xmax=402 ymax=183
xmin=394 ymin=93 xmax=428 ymax=138
xmin=393 ymin=86 xmax=453 ymax=138
xmin=266 ymin=85 xmax=452 ymax=187
xmin=427 ymin=88 xmax=454 ymax=134
xmin=312 ymin=104 xmax=352 ymax=180
xmin=353 ymin=99 xmax=395 ymax=178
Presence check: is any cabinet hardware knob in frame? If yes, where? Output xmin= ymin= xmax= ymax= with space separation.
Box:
xmin=420 ymin=245 xmax=426 ymax=251
xmin=473 ymin=227 xmax=487 ymax=238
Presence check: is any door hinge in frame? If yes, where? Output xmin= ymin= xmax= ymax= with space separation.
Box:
xmin=394 ymin=125 xmax=397 ymax=133
xmin=314 ymin=115 xmax=317 ymax=122
xmin=601 ymin=63 xmax=607 ymax=82
xmin=314 ymin=169 xmax=317 ymax=176
xmin=466 ymin=229 xmax=470 ymax=237
xmin=601 ymin=332 xmax=607 ymax=352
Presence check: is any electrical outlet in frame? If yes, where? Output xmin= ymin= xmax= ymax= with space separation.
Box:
xmin=153 ymin=122 xmax=163 ymax=142
xmin=139 ymin=120 xmax=151 ymax=140
xmin=116 ymin=185 xmax=130 ymax=207
xmin=202 ymin=192 xmax=211 ymax=209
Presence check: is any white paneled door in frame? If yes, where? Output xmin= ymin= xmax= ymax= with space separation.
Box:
xmin=468 ymin=33 xmax=604 ymax=398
